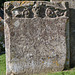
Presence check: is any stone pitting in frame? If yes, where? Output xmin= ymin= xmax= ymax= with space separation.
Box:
xmin=4 ymin=1 xmax=69 ymax=75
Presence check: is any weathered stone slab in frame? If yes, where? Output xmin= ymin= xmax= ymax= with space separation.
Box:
xmin=4 ymin=1 xmax=69 ymax=75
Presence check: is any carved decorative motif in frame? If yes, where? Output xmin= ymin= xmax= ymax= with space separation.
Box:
xmin=12 ymin=7 xmax=31 ymax=18
xmin=23 ymin=8 xmax=30 ymax=18
xmin=5 ymin=3 xmax=14 ymax=18
xmin=5 ymin=1 xmax=68 ymax=18
xmin=32 ymin=2 xmax=46 ymax=18
xmin=45 ymin=7 xmax=55 ymax=18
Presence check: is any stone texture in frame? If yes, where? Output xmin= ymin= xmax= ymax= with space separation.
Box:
xmin=4 ymin=1 xmax=69 ymax=75
xmin=51 ymin=0 xmax=75 ymax=68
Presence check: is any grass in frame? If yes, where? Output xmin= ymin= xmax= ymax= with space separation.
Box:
xmin=0 ymin=54 xmax=6 ymax=75
xmin=34 ymin=69 xmax=75 ymax=75
xmin=48 ymin=69 xmax=75 ymax=75
xmin=0 ymin=54 xmax=75 ymax=75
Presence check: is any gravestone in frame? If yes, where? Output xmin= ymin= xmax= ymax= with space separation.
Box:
xmin=51 ymin=0 xmax=75 ymax=67
xmin=4 ymin=1 xmax=69 ymax=75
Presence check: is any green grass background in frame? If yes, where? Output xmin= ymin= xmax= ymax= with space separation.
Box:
xmin=0 ymin=54 xmax=6 ymax=75
xmin=0 ymin=54 xmax=75 ymax=75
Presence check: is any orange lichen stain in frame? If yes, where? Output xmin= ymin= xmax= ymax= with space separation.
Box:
xmin=53 ymin=61 xmax=59 ymax=66
xmin=53 ymin=61 xmax=56 ymax=64
xmin=20 ymin=1 xmax=33 ymax=6
xmin=7 ymin=2 xmax=13 ymax=7
xmin=11 ymin=1 xmax=14 ymax=4
xmin=20 ymin=1 xmax=26 ymax=6
xmin=7 ymin=3 xmax=10 ymax=6
xmin=11 ymin=1 xmax=21 ymax=4
xmin=42 ymin=61 xmax=44 ymax=63
xmin=56 ymin=61 xmax=59 ymax=66
xmin=48 ymin=57 xmax=50 ymax=59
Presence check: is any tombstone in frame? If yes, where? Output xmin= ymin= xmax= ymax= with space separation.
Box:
xmin=4 ymin=1 xmax=69 ymax=75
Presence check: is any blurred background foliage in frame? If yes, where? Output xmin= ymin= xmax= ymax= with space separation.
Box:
xmin=0 ymin=0 xmax=50 ymax=8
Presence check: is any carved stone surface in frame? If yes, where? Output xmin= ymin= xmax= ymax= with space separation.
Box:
xmin=4 ymin=1 xmax=69 ymax=75
xmin=5 ymin=1 xmax=68 ymax=19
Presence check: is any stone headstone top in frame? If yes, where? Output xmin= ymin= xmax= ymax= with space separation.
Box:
xmin=4 ymin=1 xmax=68 ymax=19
